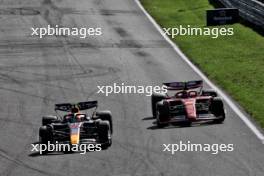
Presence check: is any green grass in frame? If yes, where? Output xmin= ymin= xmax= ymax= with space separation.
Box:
xmin=141 ymin=0 xmax=264 ymax=127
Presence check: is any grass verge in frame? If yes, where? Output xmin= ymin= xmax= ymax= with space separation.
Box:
xmin=140 ymin=0 xmax=264 ymax=128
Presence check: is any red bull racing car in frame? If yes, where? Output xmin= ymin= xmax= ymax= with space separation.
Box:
xmin=151 ymin=80 xmax=226 ymax=127
xmin=39 ymin=101 xmax=113 ymax=153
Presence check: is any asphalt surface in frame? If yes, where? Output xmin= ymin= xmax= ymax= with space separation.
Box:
xmin=0 ymin=0 xmax=263 ymax=176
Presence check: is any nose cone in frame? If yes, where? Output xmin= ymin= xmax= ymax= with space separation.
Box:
xmin=71 ymin=134 xmax=79 ymax=144
xmin=182 ymin=99 xmax=197 ymax=120
xmin=69 ymin=123 xmax=82 ymax=144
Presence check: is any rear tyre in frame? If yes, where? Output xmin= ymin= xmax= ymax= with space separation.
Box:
xmin=211 ymin=98 xmax=225 ymax=124
xmin=39 ymin=126 xmax=53 ymax=154
xmin=96 ymin=111 xmax=113 ymax=134
xmin=98 ymin=121 xmax=112 ymax=150
xmin=156 ymin=120 xmax=168 ymax=128
xmin=42 ymin=115 xmax=59 ymax=126
xmin=156 ymin=101 xmax=169 ymax=128
xmin=151 ymin=93 xmax=166 ymax=118
xmin=202 ymin=89 xmax=218 ymax=97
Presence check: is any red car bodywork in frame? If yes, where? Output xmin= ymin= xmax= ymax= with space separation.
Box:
xmin=156 ymin=80 xmax=223 ymax=125
xmin=161 ymin=96 xmax=212 ymax=123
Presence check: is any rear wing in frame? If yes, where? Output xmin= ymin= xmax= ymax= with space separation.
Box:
xmin=55 ymin=101 xmax=98 ymax=112
xmin=163 ymin=80 xmax=203 ymax=90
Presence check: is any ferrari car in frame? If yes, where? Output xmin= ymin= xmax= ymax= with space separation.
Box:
xmin=151 ymin=80 xmax=225 ymax=127
xmin=39 ymin=101 xmax=113 ymax=153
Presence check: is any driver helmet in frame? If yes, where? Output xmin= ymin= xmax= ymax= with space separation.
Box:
xmin=71 ymin=106 xmax=81 ymax=122
xmin=182 ymin=91 xmax=188 ymax=98
xmin=71 ymin=105 xmax=79 ymax=114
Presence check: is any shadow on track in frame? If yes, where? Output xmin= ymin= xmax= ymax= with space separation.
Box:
xmin=143 ymin=117 xmax=224 ymax=130
xmin=29 ymin=152 xmax=70 ymax=157
xmin=142 ymin=116 xmax=154 ymax=121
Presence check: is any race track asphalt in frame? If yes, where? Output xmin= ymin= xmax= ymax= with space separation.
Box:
xmin=0 ymin=0 xmax=263 ymax=176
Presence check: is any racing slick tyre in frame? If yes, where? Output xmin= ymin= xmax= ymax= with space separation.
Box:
xmin=42 ymin=115 xmax=59 ymax=126
xmin=151 ymin=93 xmax=167 ymax=118
xmin=211 ymin=97 xmax=225 ymax=124
xmin=39 ymin=126 xmax=53 ymax=154
xmin=202 ymin=89 xmax=218 ymax=97
xmin=96 ymin=111 xmax=113 ymax=134
xmin=98 ymin=121 xmax=112 ymax=150
xmin=156 ymin=101 xmax=169 ymax=128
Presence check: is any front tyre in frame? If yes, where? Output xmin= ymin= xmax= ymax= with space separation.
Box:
xmin=42 ymin=115 xmax=59 ymax=126
xmin=98 ymin=121 xmax=112 ymax=150
xmin=156 ymin=101 xmax=169 ymax=128
xmin=151 ymin=93 xmax=166 ymax=118
xmin=211 ymin=98 xmax=225 ymax=124
xmin=39 ymin=126 xmax=53 ymax=154
xmin=96 ymin=111 xmax=113 ymax=134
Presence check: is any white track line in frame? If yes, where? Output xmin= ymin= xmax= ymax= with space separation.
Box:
xmin=134 ymin=0 xmax=264 ymax=144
